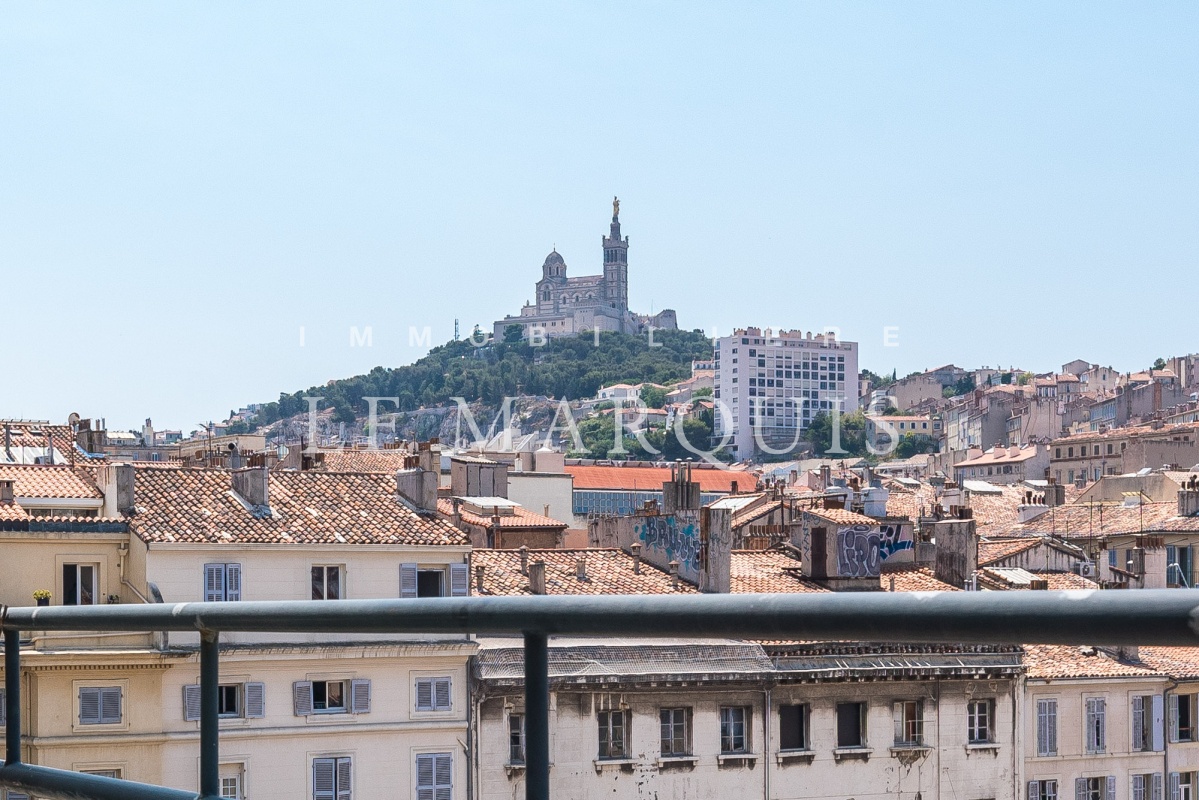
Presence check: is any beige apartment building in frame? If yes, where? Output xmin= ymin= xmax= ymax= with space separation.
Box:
xmin=1049 ymin=423 xmax=1199 ymax=485
xmin=1 ymin=461 xmax=476 ymax=800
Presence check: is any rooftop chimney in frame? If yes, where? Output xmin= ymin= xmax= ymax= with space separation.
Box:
xmin=1180 ymin=484 xmax=1199 ymax=518
xmin=115 ymin=462 xmax=136 ymax=516
xmin=669 ymin=560 xmax=680 ymax=590
xmin=631 ymin=543 xmax=642 ymax=574
xmin=529 ymin=560 xmax=546 ymax=595
xmin=232 ymin=466 xmax=270 ymax=511
xmin=519 ymin=545 xmax=529 ymax=576
xmin=0 ymin=479 xmax=14 ymax=505
xmin=3 ymin=423 xmax=11 ymax=461
xmin=475 ymin=565 xmax=486 ymax=594
xmin=576 ymin=555 xmax=588 ymax=582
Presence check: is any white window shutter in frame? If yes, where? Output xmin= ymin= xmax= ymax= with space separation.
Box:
xmin=1170 ymin=694 xmax=1180 ymax=742
xmin=1153 ymin=695 xmax=1165 ymax=751
xmin=313 ymin=758 xmax=335 ymax=800
xmin=1030 ymin=782 xmax=1041 ymax=800
xmin=450 ymin=563 xmax=469 ymax=597
xmin=400 ymin=563 xmax=419 ymax=598
xmin=1077 ymin=778 xmax=1088 ymax=800
xmin=100 ymin=687 xmax=122 ymax=724
xmin=183 ymin=684 xmax=202 ymax=722
xmin=350 ymin=680 xmax=371 ymax=714
xmin=1134 ymin=775 xmax=1146 ymax=800
xmin=204 ymin=564 xmax=225 ymax=602
xmin=80 ymin=687 xmax=101 ymax=724
xmin=1133 ymin=696 xmax=1145 ymax=751
xmin=245 ymin=682 xmax=266 ymax=719
xmin=293 ymin=681 xmax=314 ymax=716
xmin=336 ymin=758 xmax=352 ymax=800
xmin=225 ymin=564 xmax=242 ymax=601
xmin=1107 ymin=776 xmax=1116 ymax=800
xmin=1170 ymin=773 xmax=1181 ymax=800
xmin=893 ymin=702 xmax=903 ymax=744
xmin=1154 ymin=774 xmax=1164 ymax=800
xmin=416 ymin=754 xmax=435 ymax=800
xmin=434 ymin=678 xmax=451 ymax=711
xmin=0 ymin=691 xmax=6 ymax=726
xmin=415 ymin=679 xmax=433 ymax=711
xmin=1047 ymin=699 xmax=1058 ymax=755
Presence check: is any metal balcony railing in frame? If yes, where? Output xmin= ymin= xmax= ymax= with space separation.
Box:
xmin=4 ymin=590 xmax=1199 ymax=800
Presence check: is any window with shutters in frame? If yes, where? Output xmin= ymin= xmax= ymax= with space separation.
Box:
xmin=720 ymin=706 xmax=751 ymax=754
xmin=1030 ymin=779 xmax=1058 ymax=800
xmin=598 ymin=709 xmax=629 ymax=759
xmin=218 ymin=684 xmax=241 ymax=718
xmin=1085 ymin=697 xmax=1107 ymax=753
xmin=204 ymin=563 xmax=242 ymax=602
xmin=1133 ymin=774 xmax=1166 ymax=800
xmin=293 ymin=679 xmax=369 ymax=716
xmin=400 ymin=563 xmax=470 ymax=598
xmin=837 ymin=702 xmax=867 ymax=748
xmin=314 ymin=681 xmax=346 ymax=713
xmin=80 ymin=769 xmax=122 ymax=779
xmin=894 ymin=700 xmax=924 ymax=746
xmin=508 ymin=714 xmax=525 ymax=765
xmin=1133 ymin=695 xmax=1159 ymax=751
xmin=312 ymin=756 xmax=351 ymax=800
xmin=78 ymin=686 xmax=122 ymax=726
xmin=779 ymin=704 xmax=809 ymax=751
xmin=415 ymin=752 xmax=452 ymax=800
xmin=1075 ymin=777 xmax=1113 ymax=800
xmin=311 ymin=565 xmax=342 ymax=600
xmin=1036 ymin=698 xmax=1058 ymax=756
xmin=660 ymin=707 xmax=691 ymax=756
xmin=184 ymin=682 xmax=264 ymax=721
xmin=63 ymin=563 xmax=98 ymax=605
xmin=415 ymin=677 xmax=453 ymax=712
xmin=968 ymin=700 xmax=995 ymax=744
xmin=1171 ymin=694 xmax=1198 ymax=742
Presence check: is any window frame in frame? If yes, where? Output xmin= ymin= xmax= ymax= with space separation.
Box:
xmin=1084 ymin=696 xmax=1107 ymax=754
xmin=313 ymin=680 xmax=347 ymax=714
xmin=63 ymin=562 xmax=99 ymax=606
xmin=719 ymin=705 xmax=751 ymax=755
xmin=414 ymin=676 xmax=453 ymax=713
xmin=968 ymin=699 xmax=996 ymax=745
xmin=1036 ymin=697 xmax=1059 ymax=757
xmin=414 ymin=752 xmax=452 ymax=800
xmin=597 ymin=709 xmax=629 ymax=760
xmin=659 ymin=707 xmax=691 ymax=757
xmin=836 ymin=701 xmax=867 ymax=749
xmin=508 ymin=713 xmax=526 ymax=765
xmin=77 ymin=684 xmax=123 ymax=727
xmin=311 ymin=565 xmax=343 ymax=600
xmin=778 ymin=703 xmax=810 ymax=752
xmin=894 ymin=699 xmax=925 ymax=746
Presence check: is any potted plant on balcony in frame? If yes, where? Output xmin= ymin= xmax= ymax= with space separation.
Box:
xmin=33 ymin=589 xmax=51 ymax=607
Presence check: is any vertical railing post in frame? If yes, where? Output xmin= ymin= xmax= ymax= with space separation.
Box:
xmin=524 ymin=631 xmax=549 ymax=800
xmin=4 ymin=629 xmax=20 ymax=767
xmin=199 ymin=630 xmax=220 ymax=798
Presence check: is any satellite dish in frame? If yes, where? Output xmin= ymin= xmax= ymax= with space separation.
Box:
xmin=67 ymin=412 xmax=81 ymax=427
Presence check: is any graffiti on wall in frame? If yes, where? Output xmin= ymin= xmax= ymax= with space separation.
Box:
xmin=635 ymin=516 xmax=702 ymax=582
xmin=836 ymin=523 xmax=913 ymax=578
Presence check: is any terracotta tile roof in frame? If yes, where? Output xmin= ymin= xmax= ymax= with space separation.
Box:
xmin=730 ymin=551 xmax=830 ymax=594
xmin=1015 ymin=501 xmax=1179 ymax=538
xmin=0 ymin=423 xmax=97 ymax=466
xmin=315 ymin=449 xmax=411 ymax=473
xmin=1137 ymin=648 xmax=1199 ymax=679
xmin=805 ymin=507 xmax=878 ymax=526
xmin=470 ymin=549 xmax=696 ymax=596
xmin=978 ymin=538 xmax=1042 ymax=566
xmin=129 ymin=466 xmax=468 ymax=546
xmin=566 ymin=465 xmax=752 ymax=493
xmin=880 ymin=567 xmax=960 ymax=592
xmin=1023 ymin=644 xmax=1160 ymax=679
xmin=976 ymin=567 xmax=1098 ymax=590
xmin=0 ymin=464 xmax=102 ymax=499
xmin=1052 ymin=421 xmax=1199 ymax=445
xmin=436 ymin=498 xmax=567 ymax=530
xmin=955 ymin=445 xmax=1042 ymax=468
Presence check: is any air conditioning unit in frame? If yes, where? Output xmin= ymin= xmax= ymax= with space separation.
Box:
xmin=1075 ymin=561 xmax=1096 ymax=578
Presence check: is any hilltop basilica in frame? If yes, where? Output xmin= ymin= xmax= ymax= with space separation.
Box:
xmin=492 ymin=198 xmax=678 ymax=340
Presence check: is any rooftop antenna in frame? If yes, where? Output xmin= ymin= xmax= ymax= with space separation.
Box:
xmin=454 ymin=319 xmax=460 ymax=341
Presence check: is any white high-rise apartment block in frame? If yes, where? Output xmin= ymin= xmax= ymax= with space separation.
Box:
xmin=713 ymin=328 xmax=859 ymax=460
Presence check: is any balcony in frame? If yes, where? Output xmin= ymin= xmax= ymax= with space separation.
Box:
xmin=3 ymin=589 xmax=1199 ymax=799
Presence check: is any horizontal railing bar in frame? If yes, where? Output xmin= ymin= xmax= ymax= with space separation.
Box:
xmin=4 ymin=590 xmax=1199 ymax=645
xmin=0 ymin=762 xmax=201 ymax=800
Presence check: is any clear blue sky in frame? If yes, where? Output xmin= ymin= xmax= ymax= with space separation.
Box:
xmin=2 ymin=3 xmax=1196 ymax=431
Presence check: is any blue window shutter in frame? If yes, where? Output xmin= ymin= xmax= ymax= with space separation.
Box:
xmin=415 ymin=679 xmax=433 ymax=711
xmin=1029 ymin=782 xmax=1040 ymax=800
xmin=79 ymin=687 xmax=101 ymax=725
xmin=336 ymin=758 xmax=352 ymax=800
xmin=225 ymin=564 xmax=242 ymax=601
xmin=0 ymin=690 xmax=5 ymax=726
xmin=415 ymin=754 xmax=435 ymax=800
xmin=434 ymin=753 xmax=452 ymax=800
xmin=1153 ymin=695 xmax=1165 ymax=751
xmin=350 ymin=680 xmax=371 ymax=714
xmin=434 ymin=678 xmax=451 ymax=711
xmin=100 ymin=687 xmax=122 ymax=724
xmin=245 ymin=682 xmax=266 ymax=719
xmin=183 ymin=685 xmax=202 ymax=722
xmin=204 ymin=563 xmax=225 ymax=602
xmin=450 ymin=563 xmax=469 ymax=597
xmin=400 ymin=564 xmax=418 ymax=598
xmin=313 ymin=758 xmax=335 ymax=800
xmin=1133 ymin=696 xmax=1145 ymax=751
xmin=294 ymin=681 xmax=314 ymax=716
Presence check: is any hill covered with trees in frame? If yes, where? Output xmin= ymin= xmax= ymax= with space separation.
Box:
xmin=240 ymin=329 xmax=714 ymax=431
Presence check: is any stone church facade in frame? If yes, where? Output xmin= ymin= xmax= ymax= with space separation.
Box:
xmin=492 ymin=199 xmax=678 ymax=340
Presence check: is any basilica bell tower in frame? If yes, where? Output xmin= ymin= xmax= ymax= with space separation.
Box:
xmin=601 ymin=196 xmax=629 ymax=311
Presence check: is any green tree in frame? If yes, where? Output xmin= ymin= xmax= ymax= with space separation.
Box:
xmin=1153 ymin=357 xmax=1168 ymax=371
xmin=503 ymin=324 xmax=524 ymax=344
xmin=895 ymin=434 xmax=937 ymax=459
xmin=640 ymin=385 xmax=667 ymax=409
